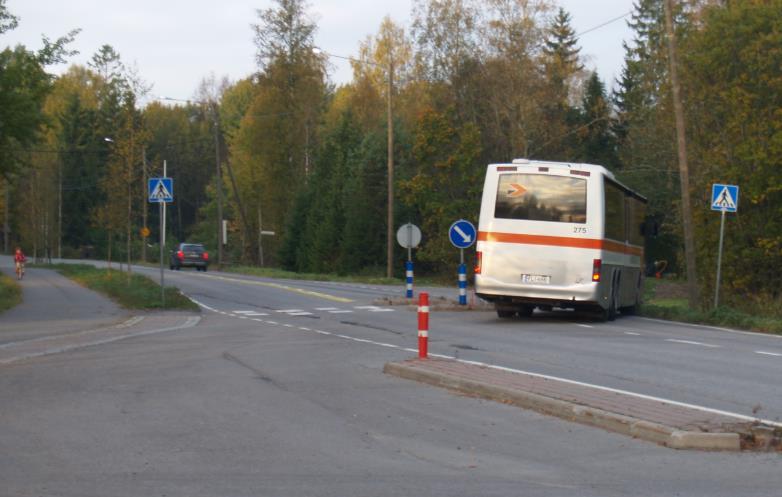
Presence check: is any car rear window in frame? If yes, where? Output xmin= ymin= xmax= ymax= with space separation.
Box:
xmin=182 ymin=244 xmax=205 ymax=253
xmin=494 ymin=173 xmax=587 ymax=223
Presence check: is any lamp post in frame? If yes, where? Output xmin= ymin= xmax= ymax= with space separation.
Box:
xmin=313 ymin=47 xmax=395 ymax=279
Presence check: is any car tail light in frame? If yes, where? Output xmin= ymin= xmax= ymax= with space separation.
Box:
xmin=474 ymin=251 xmax=482 ymax=275
xmin=177 ymin=250 xmax=184 ymax=260
xmin=202 ymin=252 xmax=209 ymax=260
xmin=592 ymin=259 xmax=602 ymax=282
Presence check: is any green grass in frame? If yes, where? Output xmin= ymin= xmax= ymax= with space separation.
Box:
xmin=0 ymin=272 xmax=22 ymax=314
xmin=46 ymin=264 xmax=198 ymax=311
xmin=641 ymin=279 xmax=782 ymax=334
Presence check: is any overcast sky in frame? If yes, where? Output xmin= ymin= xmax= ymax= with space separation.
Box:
xmin=3 ymin=0 xmax=636 ymax=103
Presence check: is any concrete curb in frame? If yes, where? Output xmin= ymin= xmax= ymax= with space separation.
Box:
xmin=383 ymin=361 xmax=742 ymax=451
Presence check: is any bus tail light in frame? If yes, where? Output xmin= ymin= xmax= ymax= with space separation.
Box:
xmin=592 ymin=259 xmax=602 ymax=282
xmin=474 ymin=251 xmax=482 ymax=275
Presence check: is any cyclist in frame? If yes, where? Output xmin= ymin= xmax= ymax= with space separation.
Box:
xmin=13 ymin=246 xmax=26 ymax=280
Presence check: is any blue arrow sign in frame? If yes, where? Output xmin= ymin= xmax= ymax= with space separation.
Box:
xmin=711 ymin=184 xmax=738 ymax=213
xmin=149 ymin=178 xmax=174 ymax=203
xmin=449 ymin=219 xmax=476 ymax=249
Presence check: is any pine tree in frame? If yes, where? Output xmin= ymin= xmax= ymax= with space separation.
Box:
xmin=576 ymin=72 xmax=618 ymax=169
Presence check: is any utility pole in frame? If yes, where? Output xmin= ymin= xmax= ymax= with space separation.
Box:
xmin=57 ymin=157 xmax=62 ymax=259
xmin=386 ymin=54 xmax=394 ymax=279
xmin=212 ymin=103 xmax=224 ymax=269
xmin=141 ymin=146 xmax=148 ymax=263
xmin=3 ymin=181 xmax=9 ymax=254
xmin=664 ymin=0 xmax=699 ymax=308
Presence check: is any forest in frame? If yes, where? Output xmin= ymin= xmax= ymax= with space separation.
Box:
xmin=1 ymin=0 xmax=781 ymax=310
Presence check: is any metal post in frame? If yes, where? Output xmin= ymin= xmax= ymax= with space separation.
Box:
xmin=159 ymin=202 xmax=165 ymax=307
xmin=406 ymin=261 xmax=414 ymax=299
xmin=163 ymin=161 xmax=167 ymax=252
xmin=714 ymin=209 xmax=726 ymax=309
xmin=458 ymin=247 xmax=467 ymax=305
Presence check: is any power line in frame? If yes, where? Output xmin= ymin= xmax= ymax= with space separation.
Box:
xmin=576 ymin=11 xmax=634 ymax=38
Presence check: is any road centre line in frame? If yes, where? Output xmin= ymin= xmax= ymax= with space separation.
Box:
xmin=576 ymin=324 xmax=593 ymax=328
xmin=192 ymin=273 xmax=354 ymax=303
xmin=755 ymin=351 xmax=782 ymax=357
xmin=192 ymin=298 xmax=782 ymax=429
xmin=624 ymin=332 xmax=641 ymax=336
xmin=665 ymin=339 xmax=720 ymax=348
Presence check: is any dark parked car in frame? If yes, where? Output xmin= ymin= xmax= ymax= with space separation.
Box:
xmin=170 ymin=243 xmax=209 ymax=271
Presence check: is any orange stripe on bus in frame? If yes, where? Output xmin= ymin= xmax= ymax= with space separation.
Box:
xmin=477 ymin=231 xmax=643 ymax=257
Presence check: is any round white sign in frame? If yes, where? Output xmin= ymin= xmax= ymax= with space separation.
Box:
xmin=396 ymin=223 xmax=422 ymax=249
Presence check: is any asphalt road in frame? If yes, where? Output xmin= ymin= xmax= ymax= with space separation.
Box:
xmin=1 ymin=259 xmax=780 ymax=496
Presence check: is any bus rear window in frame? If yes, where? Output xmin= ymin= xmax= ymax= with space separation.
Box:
xmin=494 ymin=174 xmax=587 ymax=223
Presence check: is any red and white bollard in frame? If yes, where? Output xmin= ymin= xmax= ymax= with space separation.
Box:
xmin=418 ymin=292 xmax=429 ymax=359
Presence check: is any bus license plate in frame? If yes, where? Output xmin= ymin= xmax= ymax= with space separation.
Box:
xmin=521 ymin=274 xmax=550 ymax=284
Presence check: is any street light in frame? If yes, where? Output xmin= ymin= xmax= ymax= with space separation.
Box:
xmin=314 ymin=47 xmax=395 ymax=279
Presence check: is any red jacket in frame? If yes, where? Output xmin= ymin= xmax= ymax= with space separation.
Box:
xmin=14 ymin=252 xmax=26 ymax=263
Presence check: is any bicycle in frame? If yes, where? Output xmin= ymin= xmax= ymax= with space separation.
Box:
xmin=15 ymin=261 xmax=24 ymax=280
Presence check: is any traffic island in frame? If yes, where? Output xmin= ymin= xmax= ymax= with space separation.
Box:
xmin=384 ymin=357 xmax=782 ymax=451
xmin=373 ymin=295 xmax=493 ymax=312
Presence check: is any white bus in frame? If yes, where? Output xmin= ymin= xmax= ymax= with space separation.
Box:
xmin=474 ymin=159 xmax=649 ymax=321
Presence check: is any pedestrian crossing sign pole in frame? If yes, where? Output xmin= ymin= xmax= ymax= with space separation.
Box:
xmin=711 ymin=183 xmax=739 ymax=309
xmin=149 ymin=176 xmax=174 ymax=306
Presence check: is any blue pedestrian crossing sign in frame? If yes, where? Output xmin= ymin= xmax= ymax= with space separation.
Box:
xmin=148 ymin=178 xmax=174 ymax=203
xmin=449 ymin=219 xmax=477 ymax=249
xmin=711 ymin=184 xmax=738 ymax=213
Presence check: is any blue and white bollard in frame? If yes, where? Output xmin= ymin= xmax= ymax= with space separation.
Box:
xmin=406 ymin=261 xmax=414 ymax=299
xmin=458 ymin=263 xmax=467 ymax=305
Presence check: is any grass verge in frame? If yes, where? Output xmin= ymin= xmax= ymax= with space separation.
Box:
xmin=0 ymin=272 xmax=22 ymax=314
xmin=641 ymin=279 xmax=782 ymax=334
xmin=224 ymin=265 xmax=417 ymax=286
xmin=46 ymin=264 xmax=198 ymax=311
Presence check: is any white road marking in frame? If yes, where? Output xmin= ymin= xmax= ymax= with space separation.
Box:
xmin=576 ymin=324 xmax=593 ymax=328
xmin=315 ymin=307 xmax=339 ymax=311
xmin=624 ymin=332 xmax=641 ymax=336
xmin=276 ymin=309 xmax=304 ymax=313
xmin=197 ymin=299 xmax=782 ymax=428
xmin=328 ymin=310 xmax=353 ymax=314
xmin=640 ymin=317 xmax=782 ymax=340
xmin=448 ymin=357 xmax=782 ymax=428
xmin=755 ymin=351 xmax=782 ymax=357
xmin=665 ymin=339 xmax=720 ymax=348
xmin=233 ymin=310 xmax=258 ymax=314
xmin=354 ymin=306 xmax=394 ymax=312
